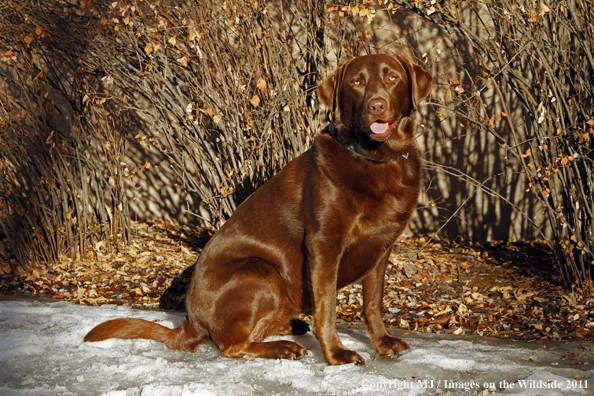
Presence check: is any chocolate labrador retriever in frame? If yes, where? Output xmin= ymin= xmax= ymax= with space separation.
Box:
xmin=85 ymin=53 xmax=433 ymax=365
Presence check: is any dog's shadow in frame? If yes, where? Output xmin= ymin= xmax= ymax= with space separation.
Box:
xmin=150 ymin=222 xmax=215 ymax=311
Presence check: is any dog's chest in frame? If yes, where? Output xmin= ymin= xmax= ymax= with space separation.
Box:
xmin=336 ymin=228 xmax=392 ymax=288
xmin=334 ymin=195 xmax=413 ymax=288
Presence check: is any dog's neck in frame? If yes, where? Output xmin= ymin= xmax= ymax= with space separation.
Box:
xmin=327 ymin=121 xmax=409 ymax=164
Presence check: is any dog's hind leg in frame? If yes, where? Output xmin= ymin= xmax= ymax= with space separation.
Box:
xmin=221 ymin=339 xmax=307 ymax=360
xmin=203 ymin=259 xmax=307 ymax=360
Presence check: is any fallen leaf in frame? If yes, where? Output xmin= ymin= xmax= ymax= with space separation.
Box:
xmin=471 ymin=292 xmax=488 ymax=301
xmin=457 ymin=303 xmax=470 ymax=316
xmin=256 ymin=78 xmax=266 ymax=91
xmin=250 ymin=94 xmax=260 ymax=108
xmin=516 ymin=291 xmax=537 ymax=302
xmin=529 ymin=323 xmax=543 ymax=330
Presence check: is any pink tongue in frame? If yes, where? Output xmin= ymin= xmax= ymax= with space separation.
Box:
xmin=370 ymin=122 xmax=389 ymax=134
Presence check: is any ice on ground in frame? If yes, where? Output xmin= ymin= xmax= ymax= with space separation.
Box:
xmin=0 ymin=299 xmax=593 ymax=396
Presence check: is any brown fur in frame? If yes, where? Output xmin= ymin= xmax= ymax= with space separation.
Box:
xmin=84 ymin=53 xmax=433 ymax=366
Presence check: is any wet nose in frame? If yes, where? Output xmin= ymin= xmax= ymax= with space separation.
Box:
xmin=368 ymin=98 xmax=387 ymax=115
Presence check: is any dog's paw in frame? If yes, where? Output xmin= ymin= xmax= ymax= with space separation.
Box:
xmin=326 ymin=348 xmax=365 ymax=366
xmin=373 ymin=334 xmax=410 ymax=356
xmin=272 ymin=340 xmax=307 ymax=360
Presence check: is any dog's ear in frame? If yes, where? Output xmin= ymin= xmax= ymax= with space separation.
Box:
xmin=317 ymin=59 xmax=353 ymax=110
xmin=399 ymin=56 xmax=433 ymax=109
xmin=316 ymin=73 xmax=336 ymax=109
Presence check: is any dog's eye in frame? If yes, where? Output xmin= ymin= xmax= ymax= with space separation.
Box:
xmin=388 ymin=75 xmax=398 ymax=82
xmin=353 ymin=79 xmax=362 ymax=86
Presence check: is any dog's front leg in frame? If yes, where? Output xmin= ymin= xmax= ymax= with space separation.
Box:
xmin=362 ymin=248 xmax=410 ymax=356
xmin=308 ymin=242 xmax=365 ymax=366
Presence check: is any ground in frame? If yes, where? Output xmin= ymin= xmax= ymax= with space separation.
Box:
xmin=1 ymin=220 xmax=593 ymax=348
xmin=2 ymin=298 xmax=593 ymax=395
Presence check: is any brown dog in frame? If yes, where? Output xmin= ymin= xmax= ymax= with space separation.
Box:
xmin=85 ymin=53 xmax=433 ymax=366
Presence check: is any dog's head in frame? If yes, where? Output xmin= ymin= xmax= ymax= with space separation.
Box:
xmin=317 ymin=53 xmax=432 ymax=153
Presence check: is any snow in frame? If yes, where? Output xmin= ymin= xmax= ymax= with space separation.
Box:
xmin=1 ymin=298 xmax=593 ymax=396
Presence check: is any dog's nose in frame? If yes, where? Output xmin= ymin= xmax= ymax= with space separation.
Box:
xmin=368 ymin=98 xmax=387 ymax=115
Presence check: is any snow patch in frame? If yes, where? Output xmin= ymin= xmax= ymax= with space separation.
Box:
xmin=1 ymin=300 xmax=592 ymax=395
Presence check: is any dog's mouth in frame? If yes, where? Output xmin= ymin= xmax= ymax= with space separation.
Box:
xmin=362 ymin=120 xmax=395 ymax=140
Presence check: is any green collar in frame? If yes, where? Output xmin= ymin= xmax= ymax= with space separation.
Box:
xmin=327 ymin=123 xmax=409 ymax=163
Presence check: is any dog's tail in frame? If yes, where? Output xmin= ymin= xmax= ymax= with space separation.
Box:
xmin=84 ymin=316 xmax=206 ymax=352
